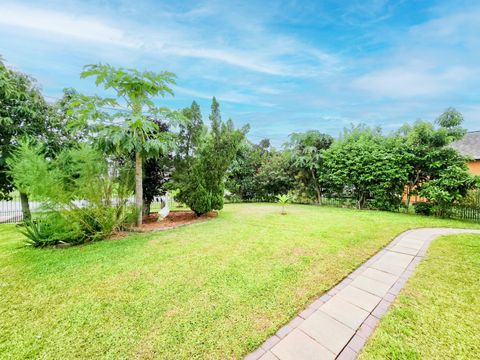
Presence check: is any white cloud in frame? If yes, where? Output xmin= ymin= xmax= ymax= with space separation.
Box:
xmin=0 ymin=3 xmax=138 ymax=47
xmin=174 ymin=85 xmax=271 ymax=106
xmin=0 ymin=2 xmax=340 ymax=77
xmin=352 ymin=65 xmax=473 ymax=98
xmin=352 ymin=6 xmax=480 ymax=100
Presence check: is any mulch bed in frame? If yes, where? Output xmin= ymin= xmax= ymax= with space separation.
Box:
xmin=138 ymin=210 xmax=217 ymax=232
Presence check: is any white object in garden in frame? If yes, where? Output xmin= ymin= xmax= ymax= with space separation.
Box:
xmin=158 ymin=194 xmax=170 ymax=219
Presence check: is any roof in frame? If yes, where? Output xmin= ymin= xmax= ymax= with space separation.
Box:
xmin=451 ymin=131 xmax=480 ymax=160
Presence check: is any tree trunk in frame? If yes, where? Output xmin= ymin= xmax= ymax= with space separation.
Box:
xmin=20 ymin=192 xmax=31 ymax=222
xmin=357 ymin=190 xmax=365 ymax=209
xmin=314 ymin=187 xmax=322 ymax=205
xmin=135 ymin=151 xmax=143 ymax=226
xmin=310 ymin=169 xmax=321 ymax=204
xmin=143 ymin=200 xmax=151 ymax=217
xmin=405 ymin=185 xmax=411 ymax=209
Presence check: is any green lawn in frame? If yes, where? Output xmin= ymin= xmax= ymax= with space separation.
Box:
xmin=360 ymin=233 xmax=480 ymax=359
xmin=1 ymin=204 xmax=479 ymax=359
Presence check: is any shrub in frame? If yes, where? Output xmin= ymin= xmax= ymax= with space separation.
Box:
xmin=19 ymin=213 xmax=83 ymax=247
xmin=9 ymin=143 xmax=135 ymax=246
xmin=414 ymin=202 xmax=434 ymax=216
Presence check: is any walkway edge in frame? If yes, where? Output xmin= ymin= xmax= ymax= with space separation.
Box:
xmin=245 ymin=228 xmax=480 ymax=360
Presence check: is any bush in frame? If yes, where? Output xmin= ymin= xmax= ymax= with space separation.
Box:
xmin=174 ymin=100 xmax=246 ymax=215
xmin=19 ymin=213 xmax=83 ymax=247
xmin=9 ymin=143 xmax=136 ymax=246
xmin=414 ymin=202 xmax=434 ymax=216
xmin=72 ymin=204 xmax=137 ymax=241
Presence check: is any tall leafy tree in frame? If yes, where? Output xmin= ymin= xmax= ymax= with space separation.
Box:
xmin=324 ymin=126 xmax=409 ymax=209
xmin=72 ymin=64 xmax=176 ymax=225
xmin=254 ymin=149 xmax=295 ymax=201
xmin=178 ymin=101 xmax=205 ymax=161
xmin=398 ymin=108 xmax=467 ymax=207
xmin=226 ymin=140 xmax=265 ymax=200
xmin=287 ymin=130 xmax=334 ymax=204
xmin=0 ymin=59 xmax=52 ymax=220
xmin=175 ymin=97 xmax=247 ymax=214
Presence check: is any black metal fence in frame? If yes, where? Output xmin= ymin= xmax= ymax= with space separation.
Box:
xmin=449 ymin=205 xmax=480 ymax=222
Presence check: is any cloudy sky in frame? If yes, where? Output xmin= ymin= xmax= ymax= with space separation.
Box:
xmin=1 ymin=0 xmax=479 ymax=144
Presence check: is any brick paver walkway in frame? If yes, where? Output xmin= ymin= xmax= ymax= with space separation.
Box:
xmin=246 ymin=228 xmax=480 ymax=360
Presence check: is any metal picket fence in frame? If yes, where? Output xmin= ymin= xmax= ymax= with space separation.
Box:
xmin=2 ymin=195 xmax=480 ymax=224
xmin=0 ymin=195 xmax=171 ymax=224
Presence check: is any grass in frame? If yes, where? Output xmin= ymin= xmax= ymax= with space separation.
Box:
xmin=360 ymin=233 xmax=480 ymax=359
xmin=1 ymin=203 xmax=479 ymax=359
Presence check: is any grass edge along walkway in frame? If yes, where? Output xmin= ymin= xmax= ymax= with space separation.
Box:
xmin=246 ymin=228 xmax=480 ymax=360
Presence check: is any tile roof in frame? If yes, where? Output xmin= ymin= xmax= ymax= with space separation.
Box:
xmin=451 ymin=131 xmax=480 ymax=160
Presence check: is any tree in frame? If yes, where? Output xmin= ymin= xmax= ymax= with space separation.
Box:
xmin=287 ymin=130 xmax=333 ymax=204
xmin=142 ymin=119 xmax=173 ymax=215
xmin=418 ymin=164 xmax=476 ymax=216
xmin=179 ymin=101 xmax=205 ymax=158
xmin=255 ymin=150 xmax=295 ymax=201
xmin=72 ymin=64 xmax=177 ymax=226
xmin=0 ymin=59 xmax=52 ymax=220
xmin=175 ymin=97 xmax=247 ymax=215
xmin=324 ymin=126 xmax=409 ymax=210
xmin=226 ymin=140 xmax=265 ymax=200
xmin=398 ymin=108 xmax=467 ymax=207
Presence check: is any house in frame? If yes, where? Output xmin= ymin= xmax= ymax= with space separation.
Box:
xmin=451 ymin=131 xmax=480 ymax=175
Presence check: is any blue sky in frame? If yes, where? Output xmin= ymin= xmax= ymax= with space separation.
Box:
xmin=1 ymin=0 xmax=479 ymax=145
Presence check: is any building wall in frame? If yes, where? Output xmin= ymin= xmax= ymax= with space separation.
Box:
xmin=467 ymin=160 xmax=480 ymax=175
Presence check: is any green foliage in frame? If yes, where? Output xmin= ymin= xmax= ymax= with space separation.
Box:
xmin=287 ymin=131 xmax=333 ymax=203
xmin=178 ymin=101 xmax=206 ymax=158
xmin=188 ymin=182 xmax=211 ymax=215
xmin=8 ymin=142 xmax=135 ymax=245
xmin=19 ymin=213 xmax=83 ymax=247
xmin=459 ymin=188 xmax=480 ymax=208
xmin=418 ymin=165 xmax=475 ymax=216
xmin=254 ymin=150 xmax=295 ymax=201
xmin=226 ymin=109 xmax=472 ymax=214
xmin=226 ymin=140 xmax=267 ymax=200
xmin=0 ymin=59 xmax=51 ymax=200
xmin=413 ymin=202 xmax=434 ymax=216
xmin=174 ymin=98 xmax=247 ymax=215
xmin=324 ymin=126 xmax=409 ymax=210
xmin=398 ymin=108 xmax=467 ymax=206
xmin=71 ymin=63 xmax=178 ymax=225
xmin=141 ymin=119 xmax=173 ymax=214
xmin=276 ymin=194 xmax=291 ymax=214
xmin=74 ymin=64 xmax=179 ymax=157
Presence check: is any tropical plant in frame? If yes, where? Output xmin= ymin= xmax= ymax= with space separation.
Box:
xmin=276 ymin=194 xmax=291 ymax=215
xmin=19 ymin=213 xmax=83 ymax=247
xmin=8 ymin=142 xmax=136 ymax=245
xmin=69 ymin=63 xmax=177 ymax=225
